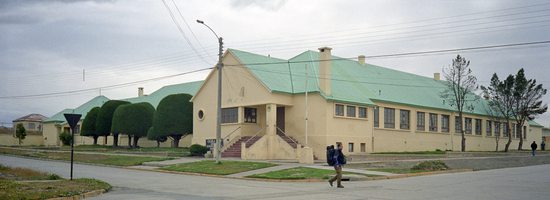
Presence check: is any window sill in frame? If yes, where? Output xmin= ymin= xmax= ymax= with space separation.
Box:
xmin=334 ymin=115 xmax=368 ymax=121
xmin=375 ymin=127 xmax=409 ymax=132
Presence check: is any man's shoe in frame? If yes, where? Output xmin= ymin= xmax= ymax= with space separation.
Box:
xmin=337 ymin=185 xmax=344 ymax=188
xmin=328 ymin=180 xmax=333 ymax=187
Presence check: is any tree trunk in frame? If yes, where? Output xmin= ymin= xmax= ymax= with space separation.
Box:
xmin=127 ymin=135 xmax=132 ymax=148
xmin=93 ymin=136 xmax=98 ymax=145
xmin=171 ymin=135 xmax=182 ymax=148
xmin=113 ymin=133 xmax=119 ymax=147
xmin=459 ymin=113 xmax=466 ymax=152
xmin=156 ymin=140 xmax=160 ymax=148
xmin=133 ymin=136 xmax=140 ymax=148
xmin=517 ymin=126 xmax=523 ymax=150
xmin=495 ymin=137 xmax=499 ymax=152
xmin=104 ymin=135 xmax=108 ymax=145
xmin=504 ymin=121 xmax=512 ymax=152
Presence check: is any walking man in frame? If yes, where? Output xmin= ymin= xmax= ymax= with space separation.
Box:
xmin=328 ymin=143 xmax=346 ymax=188
xmin=531 ymin=141 xmax=538 ymax=156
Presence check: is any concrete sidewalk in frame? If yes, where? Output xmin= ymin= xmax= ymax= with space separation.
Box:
xmin=305 ymin=165 xmax=397 ymax=176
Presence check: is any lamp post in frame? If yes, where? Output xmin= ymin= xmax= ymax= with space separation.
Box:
xmin=197 ymin=19 xmax=224 ymax=164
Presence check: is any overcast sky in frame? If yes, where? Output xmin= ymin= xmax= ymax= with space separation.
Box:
xmin=1 ymin=0 xmax=549 ymax=127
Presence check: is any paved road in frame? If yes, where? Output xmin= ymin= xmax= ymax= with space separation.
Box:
xmin=1 ymin=155 xmax=549 ymax=200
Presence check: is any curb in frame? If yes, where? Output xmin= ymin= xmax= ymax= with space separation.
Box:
xmin=47 ymin=189 xmax=107 ymax=200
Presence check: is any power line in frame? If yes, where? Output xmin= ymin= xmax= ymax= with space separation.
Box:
xmin=161 ymin=0 xmax=213 ymax=65
xmin=170 ymin=0 xmax=211 ymax=57
xmin=0 ymin=67 xmax=212 ymax=99
xmin=224 ymin=40 xmax=550 ymax=66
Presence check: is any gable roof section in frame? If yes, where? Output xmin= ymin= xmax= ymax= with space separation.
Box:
xmin=123 ymin=80 xmax=203 ymax=108
xmin=229 ymin=48 xmax=494 ymax=115
xmin=44 ymin=96 xmax=109 ymax=123
xmin=13 ymin=114 xmax=48 ymax=122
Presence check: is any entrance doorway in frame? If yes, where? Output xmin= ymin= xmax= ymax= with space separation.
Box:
xmin=276 ymin=107 xmax=285 ymax=134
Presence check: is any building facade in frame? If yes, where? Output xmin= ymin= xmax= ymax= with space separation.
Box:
xmin=191 ymin=47 xmax=544 ymax=161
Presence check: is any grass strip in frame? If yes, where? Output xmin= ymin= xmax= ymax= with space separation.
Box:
xmin=161 ymin=160 xmax=277 ymax=175
xmin=0 ymin=147 xmax=171 ymax=166
xmin=0 ymin=178 xmax=110 ymax=200
xmin=247 ymin=167 xmax=369 ymax=180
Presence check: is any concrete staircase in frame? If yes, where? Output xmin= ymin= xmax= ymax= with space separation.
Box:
xmin=277 ymin=133 xmax=299 ymax=148
xmin=221 ymin=136 xmax=260 ymax=157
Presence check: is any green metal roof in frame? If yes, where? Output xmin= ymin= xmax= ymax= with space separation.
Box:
xmin=44 ymin=96 xmax=109 ymax=123
xmin=529 ymin=120 xmax=544 ymax=127
xmin=122 ymin=80 xmax=203 ymax=108
xmin=229 ymin=48 xmax=493 ymax=115
xmin=45 ymin=81 xmax=203 ymax=124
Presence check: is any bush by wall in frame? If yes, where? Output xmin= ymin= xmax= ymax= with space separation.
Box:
xmin=189 ymin=144 xmax=209 ymax=156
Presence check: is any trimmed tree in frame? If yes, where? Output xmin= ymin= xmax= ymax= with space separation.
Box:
xmin=81 ymin=107 xmax=101 ymax=145
xmin=15 ymin=123 xmax=26 ymax=145
xmin=147 ymin=127 xmax=167 ymax=148
xmin=440 ymin=55 xmax=478 ymax=152
xmin=150 ymin=93 xmax=193 ymax=147
xmin=511 ymin=68 xmax=547 ymax=150
xmin=112 ymin=103 xmax=155 ymax=148
xmin=96 ymin=100 xmax=130 ymax=147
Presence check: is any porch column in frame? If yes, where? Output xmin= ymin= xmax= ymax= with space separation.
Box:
xmin=266 ymin=103 xmax=277 ymax=135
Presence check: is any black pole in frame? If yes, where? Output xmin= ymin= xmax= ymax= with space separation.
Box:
xmin=63 ymin=113 xmax=81 ymax=181
xmin=70 ymin=127 xmax=74 ymax=180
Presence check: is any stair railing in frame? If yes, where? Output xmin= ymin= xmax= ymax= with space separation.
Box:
xmin=276 ymin=127 xmax=299 ymax=147
xmin=220 ymin=126 xmax=241 ymax=152
xmin=244 ymin=127 xmax=265 ymax=147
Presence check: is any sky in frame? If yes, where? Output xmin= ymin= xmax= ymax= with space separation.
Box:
xmin=1 ymin=0 xmax=549 ymax=127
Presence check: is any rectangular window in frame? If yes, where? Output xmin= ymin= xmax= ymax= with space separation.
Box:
xmin=244 ymin=107 xmax=257 ymax=123
xmin=417 ymin=112 xmax=425 ymax=131
xmin=429 ymin=113 xmax=438 ymax=132
xmin=465 ymin=118 xmax=472 ymax=134
xmin=400 ymin=110 xmax=410 ymax=130
xmin=486 ymin=120 xmax=492 ymax=136
xmin=374 ymin=106 xmax=379 ymax=127
xmin=360 ymin=143 xmax=366 ymax=152
xmin=475 ymin=119 xmax=482 ymax=135
xmin=348 ymin=143 xmax=354 ymax=153
xmin=335 ymin=104 xmax=344 ymax=116
xmin=384 ymin=108 xmax=395 ymax=128
xmin=358 ymin=107 xmax=367 ymax=118
xmin=28 ymin=123 xmax=36 ymax=130
xmin=221 ymin=107 xmax=238 ymax=124
xmin=441 ymin=115 xmax=450 ymax=133
xmin=455 ymin=116 xmax=462 ymax=133
xmin=346 ymin=105 xmax=356 ymax=117
xmin=495 ymin=122 xmax=501 ymax=137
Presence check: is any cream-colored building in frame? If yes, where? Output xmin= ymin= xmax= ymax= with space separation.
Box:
xmin=191 ymin=47 xmax=545 ymax=161
xmin=42 ymin=81 xmax=202 ymax=147
xmin=12 ymin=114 xmax=47 ymax=134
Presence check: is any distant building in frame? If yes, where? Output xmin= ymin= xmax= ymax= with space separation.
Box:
xmin=12 ymin=114 xmax=47 ymax=134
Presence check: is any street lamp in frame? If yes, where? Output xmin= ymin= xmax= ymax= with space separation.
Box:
xmin=197 ymin=19 xmax=224 ymax=164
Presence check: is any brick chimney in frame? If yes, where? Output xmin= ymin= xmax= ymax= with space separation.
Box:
xmin=433 ymin=73 xmax=440 ymax=81
xmin=358 ymin=55 xmax=365 ymax=65
xmin=318 ymin=47 xmax=332 ymax=96
xmin=138 ymin=87 xmax=144 ymax=97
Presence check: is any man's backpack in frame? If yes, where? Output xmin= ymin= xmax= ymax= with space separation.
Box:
xmin=326 ymin=146 xmax=335 ymax=166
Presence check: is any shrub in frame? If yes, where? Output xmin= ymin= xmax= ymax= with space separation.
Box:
xmin=411 ymin=160 xmax=448 ymax=171
xmin=59 ymin=131 xmax=73 ymax=146
xmin=189 ymin=144 xmax=209 ymax=156
xmin=47 ymin=174 xmax=62 ymax=180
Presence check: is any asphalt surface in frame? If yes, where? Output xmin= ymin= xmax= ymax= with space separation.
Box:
xmin=1 ymin=155 xmax=550 ymax=200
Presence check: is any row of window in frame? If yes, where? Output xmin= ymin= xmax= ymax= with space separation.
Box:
xmin=338 ymin=142 xmax=366 ymax=153
xmin=368 ymin=106 xmax=527 ymax=138
xmin=335 ymin=104 xmax=367 ymax=119
xmin=220 ymin=107 xmax=257 ymax=124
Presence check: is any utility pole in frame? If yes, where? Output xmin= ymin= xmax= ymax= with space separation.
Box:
xmin=197 ymin=20 xmax=224 ymax=164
